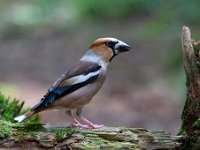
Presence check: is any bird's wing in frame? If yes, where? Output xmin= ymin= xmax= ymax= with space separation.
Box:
xmin=31 ymin=61 xmax=101 ymax=110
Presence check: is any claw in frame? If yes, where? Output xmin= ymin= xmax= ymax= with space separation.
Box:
xmin=71 ymin=123 xmax=89 ymax=129
xmin=78 ymin=115 xmax=105 ymax=129
xmin=89 ymin=124 xmax=105 ymax=129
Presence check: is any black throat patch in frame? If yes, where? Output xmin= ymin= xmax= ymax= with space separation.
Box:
xmin=109 ymin=48 xmax=117 ymax=62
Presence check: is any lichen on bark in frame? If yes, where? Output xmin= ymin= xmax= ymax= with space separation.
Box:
xmin=0 ymin=120 xmax=180 ymax=149
xmin=180 ymin=26 xmax=200 ymax=149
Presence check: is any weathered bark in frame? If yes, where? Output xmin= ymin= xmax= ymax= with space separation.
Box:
xmin=180 ymin=26 xmax=200 ymax=148
xmin=0 ymin=120 xmax=180 ymax=150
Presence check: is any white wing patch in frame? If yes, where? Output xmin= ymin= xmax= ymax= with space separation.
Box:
xmin=64 ymin=70 xmax=100 ymax=85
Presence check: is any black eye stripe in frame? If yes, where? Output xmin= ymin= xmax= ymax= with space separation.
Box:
xmin=106 ymin=42 xmax=113 ymax=47
xmin=106 ymin=41 xmax=119 ymax=62
xmin=105 ymin=41 xmax=118 ymax=49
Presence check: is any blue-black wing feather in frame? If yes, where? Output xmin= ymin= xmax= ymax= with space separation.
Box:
xmin=31 ymin=61 xmax=101 ymax=110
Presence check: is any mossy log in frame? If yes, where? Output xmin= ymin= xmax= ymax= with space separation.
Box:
xmin=0 ymin=120 xmax=180 ymax=150
xmin=180 ymin=26 xmax=200 ymax=148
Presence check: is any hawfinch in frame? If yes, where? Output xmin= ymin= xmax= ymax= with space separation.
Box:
xmin=14 ymin=37 xmax=131 ymax=129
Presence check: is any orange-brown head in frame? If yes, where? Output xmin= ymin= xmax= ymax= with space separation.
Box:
xmin=89 ymin=37 xmax=131 ymax=62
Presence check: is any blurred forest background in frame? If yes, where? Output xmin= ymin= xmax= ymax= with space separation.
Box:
xmin=0 ymin=0 xmax=200 ymax=135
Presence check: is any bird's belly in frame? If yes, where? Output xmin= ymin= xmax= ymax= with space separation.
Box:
xmin=58 ymin=77 xmax=105 ymax=109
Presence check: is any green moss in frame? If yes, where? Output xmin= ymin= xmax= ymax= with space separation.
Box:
xmin=0 ymin=119 xmax=79 ymax=142
xmin=0 ymin=120 xmax=13 ymax=138
xmin=74 ymin=135 xmax=139 ymax=150
xmin=72 ymin=128 xmax=140 ymax=150
xmin=50 ymin=127 xmax=79 ymax=140
xmin=0 ymin=120 xmax=44 ymax=138
xmin=193 ymin=118 xmax=200 ymax=128
xmin=0 ymin=92 xmax=40 ymax=123
xmin=13 ymin=123 xmax=45 ymax=132
xmin=0 ymin=93 xmax=22 ymax=122
xmin=181 ymin=136 xmax=200 ymax=149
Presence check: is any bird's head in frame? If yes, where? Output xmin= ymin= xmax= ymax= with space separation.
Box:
xmin=90 ymin=37 xmax=131 ymax=62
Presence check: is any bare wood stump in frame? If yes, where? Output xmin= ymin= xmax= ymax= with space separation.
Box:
xmin=180 ymin=26 xmax=200 ymax=148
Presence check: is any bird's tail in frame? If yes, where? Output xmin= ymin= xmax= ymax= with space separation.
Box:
xmin=14 ymin=110 xmax=36 ymax=122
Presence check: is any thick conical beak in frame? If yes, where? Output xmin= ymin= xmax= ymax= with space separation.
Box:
xmin=115 ymin=41 xmax=131 ymax=53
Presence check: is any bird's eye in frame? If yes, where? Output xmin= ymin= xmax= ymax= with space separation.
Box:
xmin=106 ymin=41 xmax=114 ymax=48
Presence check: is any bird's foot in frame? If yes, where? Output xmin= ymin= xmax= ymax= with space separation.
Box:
xmin=71 ymin=123 xmax=104 ymax=129
xmin=88 ymin=124 xmax=105 ymax=129
xmin=71 ymin=123 xmax=89 ymax=129
xmin=78 ymin=115 xmax=105 ymax=129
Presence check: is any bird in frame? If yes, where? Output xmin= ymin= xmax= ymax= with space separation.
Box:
xmin=14 ymin=37 xmax=131 ymax=129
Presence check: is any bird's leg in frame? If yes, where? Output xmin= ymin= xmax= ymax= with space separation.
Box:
xmin=76 ymin=108 xmax=104 ymax=129
xmin=66 ymin=110 xmax=79 ymax=124
xmin=66 ymin=110 xmax=88 ymax=128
